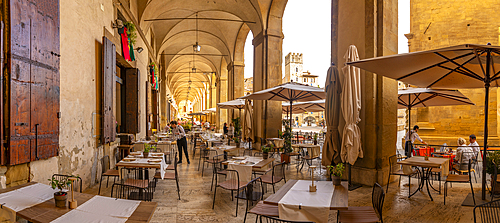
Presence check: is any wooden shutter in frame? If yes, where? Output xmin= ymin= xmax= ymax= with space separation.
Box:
xmin=152 ymin=90 xmax=159 ymax=130
xmin=122 ymin=68 xmax=140 ymax=133
xmin=102 ymin=36 xmax=116 ymax=144
xmin=146 ymin=82 xmax=152 ymax=139
xmin=7 ymin=0 xmax=60 ymax=165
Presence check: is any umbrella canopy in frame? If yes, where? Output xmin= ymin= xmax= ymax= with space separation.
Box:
xmin=243 ymin=99 xmax=253 ymax=140
xmin=341 ymin=45 xmax=363 ymax=165
xmin=347 ymin=43 xmax=500 ymax=200
xmin=322 ymin=65 xmax=342 ymax=166
xmin=282 ymin=100 xmax=326 ymax=113
xmin=217 ymin=99 xmax=246 ymax=110
xmin=203 ymin=108 xmax=217 ymax=113
xmin=187 ymin=112 xmax=207 ymax=116
xmin=281 ymin=103 xmax=308 ymax=114
xmin=398 ymin=88 xmax=475 ymax=128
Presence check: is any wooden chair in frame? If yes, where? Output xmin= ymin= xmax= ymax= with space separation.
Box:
xmin=473 ymin=199 xmax=500 ymax=223
xmin=454 ymin=151 xmax=477 ymax=183
xmin=110 ymin=183 xmax=145 ymax=200
xmin=260 ymin=215 xmax=314 ymax=223
xmin=386 ymin=155 xmax=419 ymax=197
xmin=445 ymin=159 xmax=475 ymax=205
xmin=52 ymin=174 xmax=82 ymax=193
xmin=98 ymin=155 xmax=119 ymax=195
xmin=243 ymin=177 xmax=268 ymax=223
xmin=260 ymin=162 xmax=286 ymax=193
xmin=154 ymin=152 xmax=180 ymax=200
xmin=120 ymin=167 xmax=154 ymax=201
xmin=213 ymin=168 xmax=248 ymax=217
xmin=337 ymin=183 xmax=385 ymax=223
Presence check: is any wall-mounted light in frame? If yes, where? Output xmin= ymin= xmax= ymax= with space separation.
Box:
xmin=134 ymin=47 xmax=144 ymax=53
xmin=192 ymin=67 xmax=196 ymax=73
xmin=112 ymin=19 xmax=124 ymax=29
xmin=193 ymin=43 xmax=201 ymax=52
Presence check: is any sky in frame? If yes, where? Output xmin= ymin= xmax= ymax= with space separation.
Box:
xmin=244 ymin=0 xmax=411 ymax=87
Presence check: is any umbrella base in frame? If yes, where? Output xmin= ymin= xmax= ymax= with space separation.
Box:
xmin=461 ymin=192 xmax=490 ymax=207
xmin=348 ymin=183 xmax=362 ymax=191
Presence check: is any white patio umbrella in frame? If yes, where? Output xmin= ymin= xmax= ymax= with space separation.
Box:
xmin=243 ymin=99 xmax=253 ymax=140
xmin=240 ymin=82 xmax=326 ymax=150
xmin=341 ymin=45 xmax=363 ymax=165
xmin=398 ymin=88 xmax=475 ymax=128
xmin=282 ymin=100 xmax=325 ymax=113
xmin=217 ymin=99 xmax=246 ymax=118
xmin=347 ymin=43 xmax=500 ymax=200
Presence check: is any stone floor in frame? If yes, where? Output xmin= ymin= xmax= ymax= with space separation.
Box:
xmin=85 ymin=146 xmax=485 ymax=223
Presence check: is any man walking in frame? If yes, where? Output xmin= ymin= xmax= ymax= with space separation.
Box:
xmin=170 ymin=121 xmax=190 ymax=164
xmin=404 ymin=125 xmax=427 ymax=157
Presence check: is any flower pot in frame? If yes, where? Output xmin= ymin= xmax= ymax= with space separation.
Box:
xmin=332 ymin=176 xmax=341 ymax=185
xmin=54 ymin=192 xmax=67 ymax=208
xmin=313 ymin=140 xmax=318 ymax=145
xmin=263 ymin=152 xmax=269 ymax=160
xmin=143 ymin=152 xmax=149 ymax=158
xmin=281 ymin=153 xmax=290 ymax=163
xmin=236 ymin=142 xmax=241 ymax=148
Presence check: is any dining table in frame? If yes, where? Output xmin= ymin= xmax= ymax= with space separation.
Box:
xmin=0 ymin=182 xmax=156 ymax=223
xmin=398 ymin=156 xmax=449 ymax=201
xmin=222 ymin=156 xmax=275 ymax=182
xmin=116 ymin=152 xmax=168 ymax=179
xmin=264 ymin=180 xmax=348 ymax=223
xmin=292 ymin=144 xmax=321 ymax=171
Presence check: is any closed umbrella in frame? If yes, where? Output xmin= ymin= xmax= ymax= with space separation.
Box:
xmin=322 ymin=65 xmax=342 ymax=166
xmin=398 ymin=88 xmax=474 ymax=128
xmin=243 ymin=99 xmax=253 ymax=140
xmin=341 ymin=45 xmax=363 ymax=165
xmin=347 ymin=43 xmax=500 ymax=200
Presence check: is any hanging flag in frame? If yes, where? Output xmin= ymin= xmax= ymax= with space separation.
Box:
xmin=150 ymin=64 xmax=159 ymax=91
xmin=129 ymin=41 xmax=135 ymax=61
xmin=119 ymin=27 xmax=131 ymax=61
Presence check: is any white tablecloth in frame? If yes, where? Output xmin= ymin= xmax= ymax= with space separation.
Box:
xmin=278 ymin=180 xmax=334 ymax=223
xmin=227 ymin=156 xmax=264 ymax=182
xmin=118 ymin=155 xmax=167 ymax=180
xmin=51 ymin=209 xmax=127 ymax=223
xmin=76 ymin=195 xmax=140 ymax=218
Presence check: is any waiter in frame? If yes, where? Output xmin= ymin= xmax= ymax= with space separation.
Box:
xmin=170 ymin=121 xmax=190 ymax=164
xmin=404 ymin=125 xmax=427 ymax=157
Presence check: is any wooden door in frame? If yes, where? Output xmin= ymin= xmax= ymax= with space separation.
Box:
xmin=122 ymin=68 xmax=140 ymax=133
xmin=146 ymin=82 xmax=152 ymax=139
xmin=7 ymin=0 xmax=60 ymax=165
xmin=102 ymin=36 xmax=116 ymax=144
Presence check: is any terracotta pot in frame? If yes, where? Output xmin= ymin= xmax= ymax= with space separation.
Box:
xmin=263 ymin=152 xmax=269 ymax=160
xmin=332 ymin=176 xmax=341 ymax=185
xmin=236 ymin=142 xmax=241 ymax=148
xmin=281 ymin=153 xmax=291 ymax=163
xmin=54 ymin=192 xmax=67 ymax=208
xmin=143 ymin=152 xmax=149 ymax=158
xmin=314 ymin=140 xmax=318 ymax=145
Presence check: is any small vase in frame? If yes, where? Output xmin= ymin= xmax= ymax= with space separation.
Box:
xmin=54 ymin=192 xmax=67 ymax=208
xmin=332 ymin=176 xmax=341 ymax=185
xmin=263 ymin=152 xmax=269 ymax=159
xmin=143 ymin=152 xmax=149 ymax=158
xmin=236 ymin=142 xmax=241 ymax=148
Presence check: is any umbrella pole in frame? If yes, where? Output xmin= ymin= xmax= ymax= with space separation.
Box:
xmin=482 ymin=83 xmax=490 ymax=200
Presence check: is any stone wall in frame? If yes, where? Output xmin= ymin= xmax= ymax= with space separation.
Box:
xmin=407 ymin=0 xmax=500 ymax=147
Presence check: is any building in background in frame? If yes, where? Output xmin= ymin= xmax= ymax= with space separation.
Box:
xmin=244 ymin=77 xmax=253 ymax=96
xmin=283 ymin=52 xmax=319 ymax=87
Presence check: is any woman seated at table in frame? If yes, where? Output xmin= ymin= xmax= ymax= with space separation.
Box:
xmin=454 ymin=137 xmax=474 ymax=170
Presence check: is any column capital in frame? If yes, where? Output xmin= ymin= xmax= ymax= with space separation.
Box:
xmin=252 ymin=30 xmax=284 ymax=46
xmin=227 ymin=61 xmax=245 ymax=71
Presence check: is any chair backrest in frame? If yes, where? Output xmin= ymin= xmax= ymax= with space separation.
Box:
xmin=242 ymin=149 xmax=253 ymax=156
xmin=115 ymin=151 xmax=121 ymax=165
xmin=52 ymin=174 xmax=83 ymax=193
xmin=273 ymin=162 xmax=286 ymax=180
xmin=244 ymin=176 xmax=263 ymax=211
xmin=259 ymin=215 xmax=314 ymax=223
xmin=372 ymin=183 xmax=385 ymax=222
xmin=254 ymin=152 xmax=263 ymax=157
xmin=225 ymin=169 xmax=240 ymax=189
xmin=473 ymin=199 xmax=500 ymax=223
xmin=102 ymin=155 xmax=110 ymax=174
xmin=111 ymin=183 xmax=142 ymax=200
xmin=388 ymin=155 xmax=399 ymax=173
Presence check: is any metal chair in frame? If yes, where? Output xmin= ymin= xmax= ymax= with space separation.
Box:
xmin=154 ymin=151 xmax=180 ymax=200
xmin=473 ymin=199 xmax=500 ymax=223
xmin=211 ymin=154 xmax=227 ymax=191
xmin=98 ymin=155 xmax=119 ymax=195
xmin=111 ymin=183 xmax=145 ymax=200
xmin=445 ymin=159 xmax=475 ymax=205
xmin=260 ymin=162 xmax=286 ymax=193
xmin=120 ymin=167 xmax=154 ymax=201
xmin=490 ymin=160 xmax=500 ymax=201
xmin=337 ymin=183 xmax=385 ymax=223
xmin=52 ymin=174 xmax=82 ymax=193
xmin=386 ymin=155 xmax=419 ymax=197
xmin=454 ymin=151 xmax=477 ymax=183
xmin=213 ymin=168 xmax=247 ymax=217
xmin=260 ymin=215 xmax=314 ymax=223
xmin=202 ymin=149 xmax=223 ymax=177
xmin=197 ymin=145 xmax=210 ymax=171
xmin=244 ymin=177 xmax=275 ymax=223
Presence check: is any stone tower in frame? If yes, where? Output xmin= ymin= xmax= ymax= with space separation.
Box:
xmin=284 ymin=52 xmax=303 ymax=82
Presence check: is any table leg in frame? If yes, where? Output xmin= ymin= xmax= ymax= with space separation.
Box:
xmin=408 ymin=167 xmax=425 ymax=198
xmin=424 ymin=167 xmax=434 ymax=201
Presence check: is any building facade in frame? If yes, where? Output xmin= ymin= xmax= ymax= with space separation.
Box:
xmin=283 ymin=52 xmax=319 ymax=86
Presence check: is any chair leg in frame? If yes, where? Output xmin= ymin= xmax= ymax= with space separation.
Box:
xmin=444 ymin=182 xmax=447 ymax=205
xmin=470 ymin=181 xmax=476 ymax=206
xmin=211 ymin=171 xmax=215 ymax=191
xmin=272 ymin=183 xmax=275 ymax=193
xmin=386 ymin=174 xmax=391 ymax=193
xmin=212 ymin=185 xmax=217 ymax=209
xmin=202 ymin=160 xmax=205 ymax=177
xmin=408 ymin=175 xmax=411 ymax=197
xmin=398 ymin=175 xmax=401 ymax=187
xmin=98 ymin=175 xmax=103 ymax=195
xmin=236 ymin=190 xmax=239 ymax=217
xmin=106 ymin=176 xmax=110 ymax=187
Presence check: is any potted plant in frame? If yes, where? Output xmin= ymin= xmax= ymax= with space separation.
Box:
xmin=234 ymin=137 xmax=241 ymax=148
xmin=144 ymin=143 xmax=151 ymax=157
xmin=281 ymin=120 xmax=293 ymax=163
xmin=486 ymin=151 xmax=500 ymax=193
xmin=313 ymin=133 xmax=318 ymax=145
xmin=328 ymin=163 xmax=345 ymax=185
xmin=261 ymin=144 xmax=273 ymax=159
xmin=232 ymin=117 xmax=242 ymax=138
xmin=48 ymin=177 xmax=72 ymax=208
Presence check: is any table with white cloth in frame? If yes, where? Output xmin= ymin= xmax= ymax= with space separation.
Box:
xmin=116 ymin=152 xmax=168 ymax=180
xmin=398 ymin=156 xmax=449 ymax=201
xmin=0 ymin=182 xmax=156 ymax=223
xmin=292 ymin=144 xmax=321 ymax=171
xmin=223 ymin=156 xmax=275 ymax=182
xmin=264 ymin=180 xmax=348 ymax=223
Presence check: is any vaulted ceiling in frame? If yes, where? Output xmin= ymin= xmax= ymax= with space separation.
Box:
xmin=135 ymin=0 xmax=287 ymax=105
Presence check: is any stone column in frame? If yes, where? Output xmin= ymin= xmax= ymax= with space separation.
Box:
xmin=252 ymin=31 xmax=283 ymax=147
xmin=217 ymin=61 xmax=229 ymax=130
xmin=334 ymin=0 xmax=398 ymax=186
xmin=228 ymin=61 xmax=245 ymax=119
